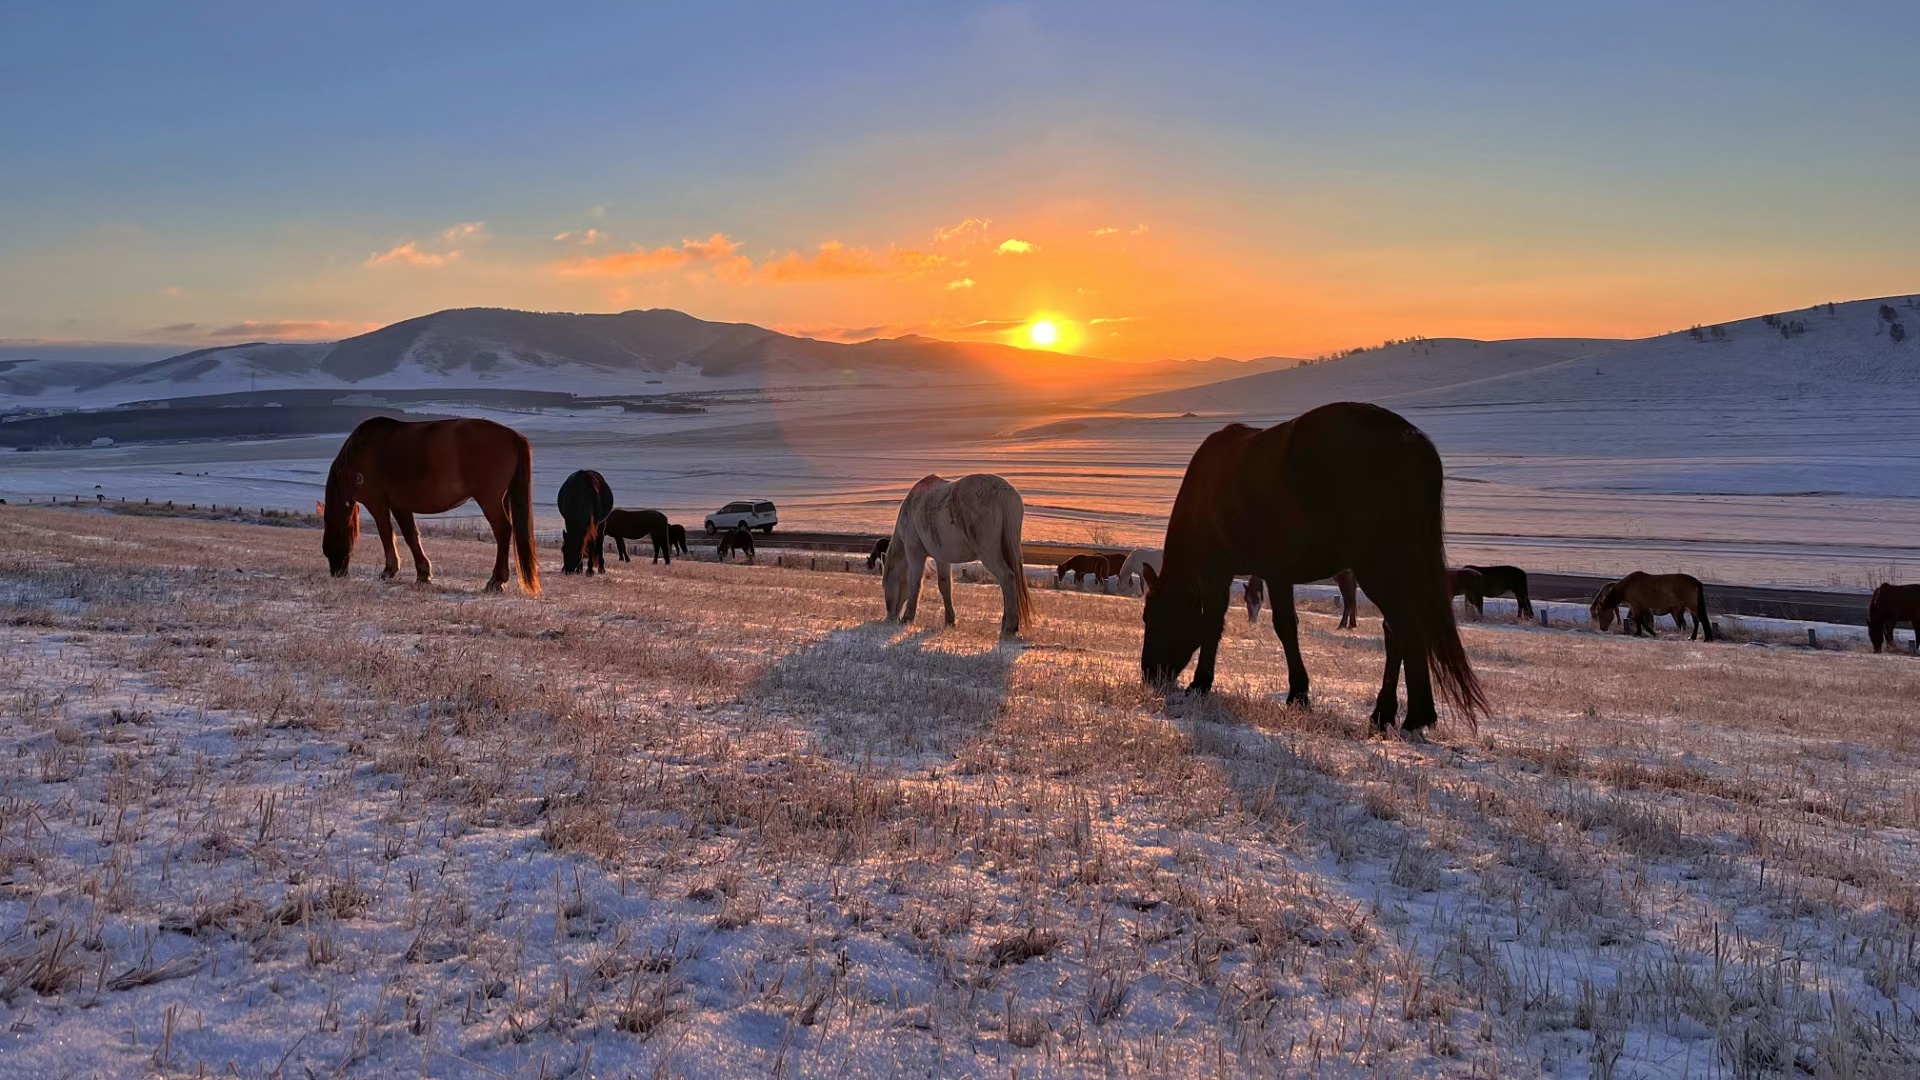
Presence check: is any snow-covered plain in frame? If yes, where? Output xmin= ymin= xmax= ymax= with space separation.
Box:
xmin=3 ymin=507 xmax=1919 ymax=1078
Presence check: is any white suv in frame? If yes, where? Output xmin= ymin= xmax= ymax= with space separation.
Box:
xmin=706 ymin=499 xmax=778 ymax=534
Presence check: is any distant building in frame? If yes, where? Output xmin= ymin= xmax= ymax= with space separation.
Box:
xmin=90 ymin=437 xmax=114 ymax=448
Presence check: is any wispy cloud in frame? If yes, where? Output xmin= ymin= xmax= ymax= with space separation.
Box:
xmin=1089 ymin=315 xmax=1143 ymax=325
xmin=758 ymin=241 xmax=947 ymax=283
xmin=996 ymin=238 xmax=1036 ymax=255
xmin=933 ymin=217 xmax=992 ymax=245
xmin=208 ymin=319 xmax=378 ymax=340
xmin=365 ymin=241 xmax=450 ymax=269
xmin=552 ymin=228 xmax=604 ymax=245
xmin=946 ymin=277 xmax=976 ymax=290
xmin=555 ymin=233 xmax=745 ymax=277
xmin=153 ymin=322 xmax=200 ymax=334
xmin=1091 ymin=226 xmax=1120 ymax=237
xmin=441 ymin=221 xmax=486 ymax=242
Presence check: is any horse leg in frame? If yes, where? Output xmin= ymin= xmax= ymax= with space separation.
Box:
xmin=393 ymin=510 xmax=432 ymax=583
xmin=902 ymin=551 xmax=925 ymax=623
xmin=1372 ymin=620 xmax=1403 ymax=734
xmin=1187 ymin=574 xmax=1231 ymax=695
xmin=1399 ymin=627 xmax=1438 ymax=739
xmin=936 ymin=562 xmax=956 ymax=627
xmin=1337 ymin=570 xmax=1358 ymax=629
xmin=370 ymin=505 xmax=400 ymax=580
xmin=481 ymin=499 xmax=512 ymax=591
xmin=1270 ymin=590 xmax=1311 ymax=706
xmin=1518 ymin=587 xmax=1533 ymax=620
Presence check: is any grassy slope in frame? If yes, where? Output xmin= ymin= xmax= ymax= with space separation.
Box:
xmin=1 ymin=507 xmax=1918 ymax=1077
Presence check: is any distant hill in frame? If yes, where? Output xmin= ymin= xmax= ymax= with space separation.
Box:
xmin=60 ymin=308 xmax=1288 ymax=403
xmin=0 ymin=357 xmax=141 ymax=398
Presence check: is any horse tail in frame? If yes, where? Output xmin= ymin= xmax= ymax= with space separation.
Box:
xmin=1404 ymin=446 xmax=1488 ymax=725
xmin=1004 ymin=518 xmax=1035 ymax=628
xmin=509 ymin=437 xmax=540 ymax=595
xmin=1692 ymin=580 xmax=1712 ymax=641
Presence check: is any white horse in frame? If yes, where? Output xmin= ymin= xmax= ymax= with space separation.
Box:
xmin=883 ymin=473 xmax=1035 ymax=636
xmin=1117 ymin=547 xmax=1163 ymax=595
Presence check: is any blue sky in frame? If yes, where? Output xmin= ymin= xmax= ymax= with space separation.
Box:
xmin=3 ymin=1 xmax=1915 ymax=358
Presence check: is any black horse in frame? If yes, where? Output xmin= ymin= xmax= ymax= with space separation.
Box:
xmin=1461 ymin=564 xmax=1533 ymax=619
xmin=867 ymin=536 xmax=889 ymax=570
xmin=1142 ymin=402 xmax=1486 ymax=738
xmin=605 ymin=508 xmax=674 ymax=564
xmin=717 ymin=522 xmax=756 ymax=562
xmin=667 ymin=523 xmax=689 ymax=557
xmin=557 ymin=470 xmax=614 ymax=575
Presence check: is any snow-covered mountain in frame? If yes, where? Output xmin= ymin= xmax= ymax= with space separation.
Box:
xmin=50 ymin=308 xmax=1288 ymax=406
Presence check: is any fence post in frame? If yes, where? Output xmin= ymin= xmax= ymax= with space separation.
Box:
xmin=1806 ymin=628 xmax=1818 ymax=649
xmin=1538 ymin=606 xmax=1548 ymax=628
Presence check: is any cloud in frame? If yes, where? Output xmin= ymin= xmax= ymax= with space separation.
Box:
xmin=552 ymin=228 xmax=605 ymax=245
xmin=1091 ymin=226 xmax=1120 ymax=237
xmin=441 ymin=222 xmax=486 ymax=242
xmin=208 ymin=319 xmax=378 ymax=340
xmin=555 ymin=233 xmax=744 ymax=277
xmin=153 ymin=322 xmax=200 ymax=334
xmin=933 ymin=217 xmax=992 ymax=245
xmin=160 ymin=285 xmax=189 ymax=298
xmin=365 ymin=241 xmax=451 ymax=269
xmin=1089 ymin=316 xmax=1143 ymax=325
xmin=946 ymin=277 xmax=976 ymax=290
xmin=756 ymin=241 xmax=946 ymax=284
xmin=996 ymin=238 xmax=1037 ymax=255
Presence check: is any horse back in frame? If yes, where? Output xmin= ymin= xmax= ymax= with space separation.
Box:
xmin=340 ymin=416 xmax=525 ymax=513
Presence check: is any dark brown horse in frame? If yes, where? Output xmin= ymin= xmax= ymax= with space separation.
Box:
xmin=1055 ymin=552 xmax=1121 ymax=587
xmin=604 ymin=508 xmax=674 ymax=564
xmin=1142 ymin=403 xmax=1485 ymax=737
xmin=1246 ymin=570 xmax=1359 ymax=629
xmin=1869 ymin=583 xmax=1920 ymax=653
xmin=1590 ymin=572 xmax=1713 ymax=640
xmin=867 ymin=536 xmax=889 ymax=570
xmin=1446 ymin=567 xmax=1486 ymax=619
xmin=1461 ymin=564 xmax=1533 ymax=619
xmin=717 ymin=522 xmax=756 ymax=562
xmin=667 ymin=523 xmax=689 ymax=557
xmin=557 ymin=470 xmax=614 ymax=575
xmin=322 ymin=416 xmax=538 ymax=593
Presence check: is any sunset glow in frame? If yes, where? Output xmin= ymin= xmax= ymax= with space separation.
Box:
xmin=1026 ymin=319 xmax=1059 ymax=347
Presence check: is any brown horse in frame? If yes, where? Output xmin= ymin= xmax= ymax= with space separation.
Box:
xmin=558 ymin=470 xmax=614 ymax=575
xmin=1055 ymin=552 xmax=1120 ymax=588
xmin=604 ymin=508 xmax=674 ymax=564
xmin=717 ymin=522 xmax=756 ymax=562
xmin=867 ymin=536 xmax=889 ymax=570
xmin=1246 ymin=570 xmax=1359 ymax=629
xmin=1446 ymin=567 xmax=1486 ymax=619
xmin=1462 ymin=564 xmax=1533 ymax=619
xmin=322 ymin=416 xmax=538 ymax=593
xmin=1590 ymin=572 xmax=1713 ymax=640
xmin=1143 ymin=403 xmax=1485 ymax=737
xmin=1869 ymin=583 xmax=1920 ymax=653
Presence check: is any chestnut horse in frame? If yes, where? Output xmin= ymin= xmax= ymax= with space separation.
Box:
xmin=605 ymin=508 xmax=674 ymax=564
xmin=557 ymin=470 xmax=615 ymax=575
xmin=1869 ymin=583 xmax=1920 ymax=653
xmin=1055 ymin=552 xmax=1121 ymax=588
xmin=1590 ymin=572 xmax=1713 ymax=640
xmin=322 ymin=416 xmax=538 ymax=593
xmin=1142 ymin=403 xmax=1485 ymax=737
xmin=1247 ymin=570 xmax=1359 ymax=629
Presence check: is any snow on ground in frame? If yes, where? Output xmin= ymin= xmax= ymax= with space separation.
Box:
xmin=4 ymin=507 xmax=1920 ymax=1078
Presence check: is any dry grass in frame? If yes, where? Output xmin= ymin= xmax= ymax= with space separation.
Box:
xmin=3 ymin=504 xmax=1919 ymax=1077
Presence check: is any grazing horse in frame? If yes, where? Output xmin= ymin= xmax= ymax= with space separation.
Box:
xmin=557 ymin=471 xmax=615 ymax=575
xmin=867 ymin=536 xmax=890 ymax=570
xmin=1446 ymin=567 xmax=1486 ymax=619
xmin=322 ymin=416 xmax=538 ymax=593
xmin=1591 ymin=572 xmax=1713 ymax=640
xmin=1055 ymin=552 xmax=1117 ymax=588
xmin=604 ymin=508 xmax=674 ymax=564
xmin=1868 ymin=583 xmax=1920 ymax=654
xmin=1118 ymin=548 xmax=1163 ymax=594
xmin=667 ymin=523 xmax=689 ymax=557
xmin=1246 ymin=570 xmax=1359 ymax=629
xmin=883 ymin=473 xmax=1035 ymax=636
xmin=717 ymin=522 xmax=756 ymax=562
xmin=1462 ymin=564 xmax=1533 ymax=619
xmin=1141 ymin=403 xmax=1485 ymax=737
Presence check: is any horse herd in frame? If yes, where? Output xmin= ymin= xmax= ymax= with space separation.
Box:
xmin=321 ymin=406 xmax=1920 ymax=741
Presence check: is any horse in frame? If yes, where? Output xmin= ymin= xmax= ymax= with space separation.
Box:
xmin=1246 ymin=570 xmax=1359 ymax=629
xmin=1461 ymin=564 xmax=1533 ymax=619
xmin=322 ymin=417 xmax=538 ymax=593
xmin=667 ymin=523 xmax=689 ymax=556
xmin=717 ymin=522 xmax=756 ymax=562
xmin=604 ymin=508 xmax=674 ymax=564
xmin=1055 ymin=552 xmax=1117 ymax=589
xmin=1590 ymin=572 xmax=1713 ymax=640
xmin=1141 ymin=403 xmax=1485 ymax=738
xmin=883 ymin=473 xmax=1035 ymax=636
xmin=1447 ymin=567 xmax=1486 ymax=619
xmin=557 ymin=470 xmax=614 ymax=575
xmin=1868 ymin=583 xmax=1920 ymax=653
xmin=1118 ymin=548 xmax=1163 ymax=594
xmin=867 ymin=536 xmax=889 ymax=570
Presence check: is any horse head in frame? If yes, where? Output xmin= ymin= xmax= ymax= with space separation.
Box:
xmin=1590 ymin=582 xmax=1622 ymax=631
xmin=321 ymin=466 xmax=360 ymax=576
xmin=1139 ymin=564 xmax=1204 ymax=688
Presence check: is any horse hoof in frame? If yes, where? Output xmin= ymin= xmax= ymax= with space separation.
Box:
xmin=484 ymin=581 xmax=504 ymax=593
xmin=1400 ymin=727 xmax=1430 ymax=745
xmin=1285 ymin=693 xmax=1311 ymax=710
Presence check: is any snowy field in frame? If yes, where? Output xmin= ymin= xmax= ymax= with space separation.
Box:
xmin=3 ymin=506 xmax=1919 ymax=1077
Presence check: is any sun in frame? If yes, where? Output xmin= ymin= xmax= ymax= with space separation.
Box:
xmin=1026 ymin=319 xmax=1059 ymax=347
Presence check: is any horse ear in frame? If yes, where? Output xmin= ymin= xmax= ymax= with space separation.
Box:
xmin=1140 ymin=564 xmax=1159 ymax=592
